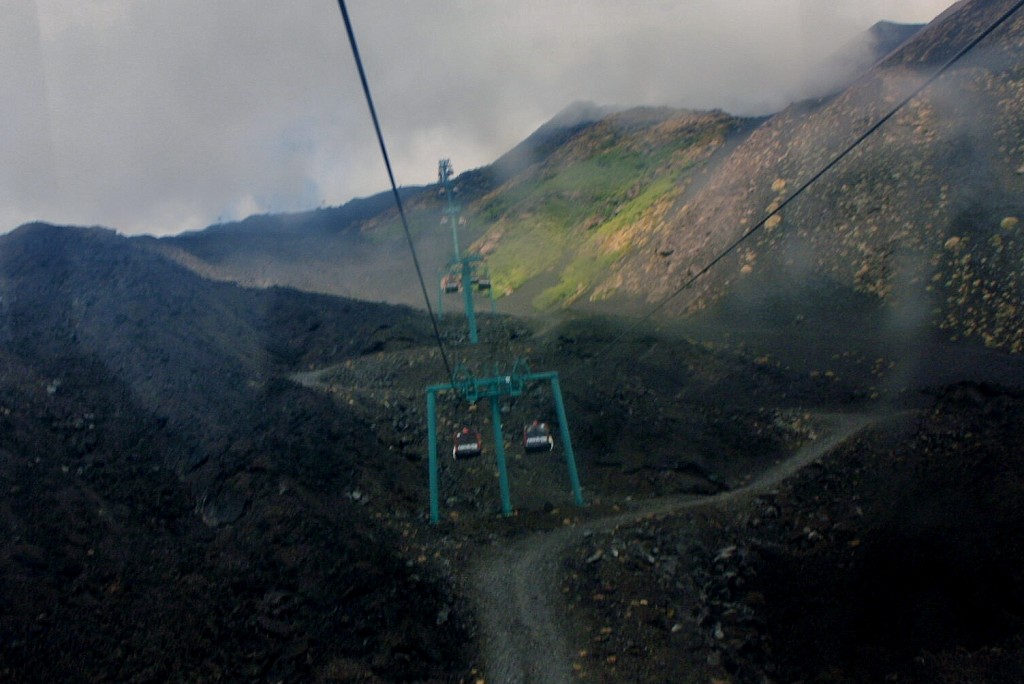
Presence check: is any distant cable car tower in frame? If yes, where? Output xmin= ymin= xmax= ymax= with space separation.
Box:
xmin=427 ymin=161 xmax=584 ymax=523
xmin=436 ymin=159 xmax=494 ymax=343
xmin=426 ymin=360 xmax=584 ymax=523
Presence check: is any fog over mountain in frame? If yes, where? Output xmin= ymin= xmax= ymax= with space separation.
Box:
xmin=2 ymin=0 xmax=950 ymax=237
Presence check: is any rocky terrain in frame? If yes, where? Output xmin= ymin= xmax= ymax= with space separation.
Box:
xmin=0 ymin=224 xmax=828 ymax=681
xmin=0 ymin=225 xmax=470 ymax=682
xmin=565 ymin=383 xmax=1024 ymax=683
xmin=151 ymin=14 xmax=941 ymax=323
xmin=2 ymin=221 xmax=1023 ymax=682
xmin=617 ymin=0 xmax=1024 ymax=355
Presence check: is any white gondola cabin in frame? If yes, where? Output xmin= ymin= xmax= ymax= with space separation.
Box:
xmin=442 ymin=275 xmax=460 ymax=294
xmin=523 ymin=421 xmax=554 ymax=453
xmin=453 ymin=427 xmax=483 ymax=460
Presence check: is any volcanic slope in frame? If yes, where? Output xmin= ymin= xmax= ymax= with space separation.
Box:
xmin=4 ymin=221 xmax=1024 ymax=683
xmin=291 ymin=296 xmax=1024 ymax=684
xmin=0 ymin=223 xmax=470 ymax=683
xmin=0 ymin=221 xmax=892 ymax=682
xmin=563 ymin=383 xmax=1024 ymax=683
xmin=230 ymin=0 xmax=1020 ymax=368
xmin=602 ymin=0 xmax=1024 ymax=356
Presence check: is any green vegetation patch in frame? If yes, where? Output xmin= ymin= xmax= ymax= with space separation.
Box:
xmin=532 ymin=176 xmax=681 ymax=310
xmin=483 ymin=217 xmax=569 ymax=294
xmin=532 ymin=246 xmax=628 ymax=310
xmin=472 ymin=114 xmax=727 ymax=306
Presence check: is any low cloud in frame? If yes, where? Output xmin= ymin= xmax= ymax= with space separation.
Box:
xmin=1 ymin=0 xmax=951 ymax=236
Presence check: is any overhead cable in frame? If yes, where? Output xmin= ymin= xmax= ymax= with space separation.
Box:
xmin=336 ymin=0 xmax=454 ymax=380
xmin=594 ymin=0 xmax=1024 ymax=359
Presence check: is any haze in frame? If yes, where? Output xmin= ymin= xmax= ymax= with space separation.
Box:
xmin=2 ymin=0 xmax=952 ymax=237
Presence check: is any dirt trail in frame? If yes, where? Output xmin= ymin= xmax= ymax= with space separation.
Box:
xmin=468 ymin=412 xmax=876 ymax=684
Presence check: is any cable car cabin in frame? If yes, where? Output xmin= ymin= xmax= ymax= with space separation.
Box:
xmin=453 ymin=427 xmax=483 ymax=460
xmin=477 ymin=277 xmax=492 ymax=291
xmin=442 ymin=275 xmax=460 ymax=294
xmin=523 ymin=421 xmax=554 ymax=453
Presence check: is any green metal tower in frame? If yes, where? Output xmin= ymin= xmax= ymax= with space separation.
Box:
xmin=426 ymin=161 xmax=583 ymax=524
xmin=437 ymin=159 xmax=494 ymax=343
xmin=426 ymin=361 xmax=585 ymax=523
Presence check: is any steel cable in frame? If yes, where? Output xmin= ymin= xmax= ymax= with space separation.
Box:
xmin=592 ymin=0 xmax=1024 ymax=359
xmin=336 ymin=0 xmax=454 ymax=380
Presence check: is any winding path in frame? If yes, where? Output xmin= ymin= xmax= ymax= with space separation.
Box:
xmin=468 ymin=412 xmax=876 ymax=684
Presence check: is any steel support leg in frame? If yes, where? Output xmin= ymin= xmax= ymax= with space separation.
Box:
xmin=551 ymin=375 xmax=585 ymax=507
xmin=490 ymin=396 xmax=512 ymax=516
xmin=427 ymin=390 xmax=440 ymax=524
xmin=463 ymin=259 xmax=478 ymax=344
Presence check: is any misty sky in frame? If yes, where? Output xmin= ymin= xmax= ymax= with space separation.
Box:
xmin=2 ymin=1 xmax=953 ymax=237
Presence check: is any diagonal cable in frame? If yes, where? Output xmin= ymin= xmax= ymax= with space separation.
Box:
xmin=336 ymin=0 xmax=453 ymax=380
xmin=594 ymin=0 xmax=1024 ymax=359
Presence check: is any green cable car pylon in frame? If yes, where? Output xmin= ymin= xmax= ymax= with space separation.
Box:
xmin=436 ymin=159 xmax=494 ymax=342
xmin=426 ymin=361 xmax=584 ymax=523
xmin=426 ymin=160 xmax=583 ymax=523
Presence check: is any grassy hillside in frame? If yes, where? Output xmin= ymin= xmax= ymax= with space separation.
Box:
xmin=153 ymin=106 xmax=739 ymax=316
xmin=467 ymin=108 xmax=735 ymax=310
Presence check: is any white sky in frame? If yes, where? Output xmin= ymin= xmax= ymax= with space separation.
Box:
xmin=1 ymin=0 xmax=953 ymax=236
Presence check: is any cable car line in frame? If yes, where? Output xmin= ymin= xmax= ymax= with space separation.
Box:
xmin=336 ymin=0 xmax=453 ymax=380
xmin=332 ymin=3 xmax=578 ymax=513
xmin=330 ymin=1 xmax=1024 ymax=521
xmin=592 ymin=0 xmax=1024 ymax=360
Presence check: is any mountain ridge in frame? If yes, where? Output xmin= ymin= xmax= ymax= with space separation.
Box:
xmin=137 ymin=17 xmax=971 ymax=330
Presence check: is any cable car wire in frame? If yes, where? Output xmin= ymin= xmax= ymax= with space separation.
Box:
xmin=592 ymin=0 xmax=1024 ymax=360
xmin=336 ymin=0 xmax=453 ymax=380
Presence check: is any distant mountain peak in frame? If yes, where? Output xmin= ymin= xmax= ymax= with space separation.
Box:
xmin=866 ymin=20 xmax=926 ymax=56
xmin=546 ymin=101 xmax=621 ymax=128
